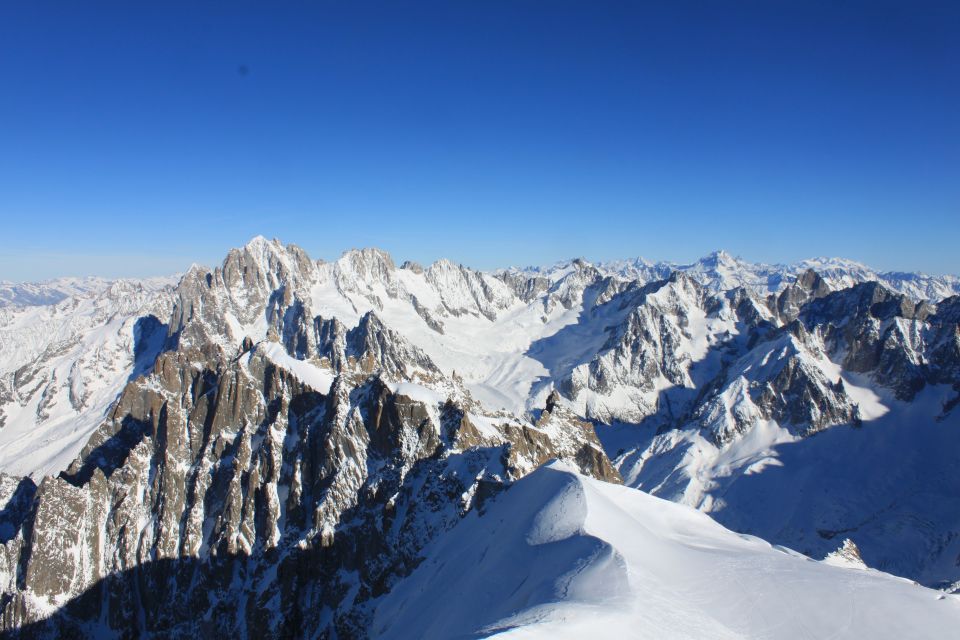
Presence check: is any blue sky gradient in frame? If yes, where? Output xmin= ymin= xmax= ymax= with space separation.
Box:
xmin=1 ymin=1 xmax=957 ymax=280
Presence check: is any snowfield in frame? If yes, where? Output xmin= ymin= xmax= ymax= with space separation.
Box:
xmin=374 ymin=462 xmax=960 ymax=639
xmin=0 ymin=277 xmax=176 ymax=477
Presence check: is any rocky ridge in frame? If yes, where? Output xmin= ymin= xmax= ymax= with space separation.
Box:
xmin=1 ymin=237 xmax=959 ymax=637
xmin=0 ymin=239 xmax=618 ymax=638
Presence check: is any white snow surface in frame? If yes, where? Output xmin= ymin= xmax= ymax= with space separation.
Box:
xmin=373 ymin=462 xmax=960 ymax=639
xmin=604 ymin=379 xmax=960 ymax=588
xmin=256 ymin=341 xmax=335 ymax=395
xmin=0 ymin=277 xmax=176 ymax=477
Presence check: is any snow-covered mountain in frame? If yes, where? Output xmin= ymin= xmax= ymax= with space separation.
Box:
xmin=375 ymin=462 xmax=960 ymax=639
xmin=0 ymin=277 xmax=177 ymax=476
xmin=631 ymin=249 xmax=960 ymax=300
xmin=0 ymin=277 xmax=112 ymax=308
xmin=513 ymin=249 xmax=960 ymax=301
xmin=1 ymin=237 xmax=958 ymax=637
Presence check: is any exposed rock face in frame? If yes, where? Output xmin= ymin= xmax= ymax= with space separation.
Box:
xmin=541 ymin=264 xmax=959 ymax=442
xmin=825 ymin=538 xmax=868 ymax=569
xmin=609 ymin=271 xmax=960 ymax=589
xmin=349 ymin=312 xmax=439 ymax=377
xmin=495 ymin=270 xmax=551 ymax=304
xmin=425 ymin=259 xmax=515 ymax=321
xmin=767 ymin=268 xmax=832 ymax=323
xmin=550 ymin=272 xmax=737 ymax=423
xmin=0 ymin=241 xmax=618 ymax=639
xmin=2 ymin=237 xmax=959 ymax=633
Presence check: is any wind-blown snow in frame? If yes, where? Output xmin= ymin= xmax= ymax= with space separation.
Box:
xmin=373 ymin=462 xmax=960 ymax=639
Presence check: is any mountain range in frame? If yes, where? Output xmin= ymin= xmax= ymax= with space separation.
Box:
xmin=1 ymin=237 xmax=959 ymax=638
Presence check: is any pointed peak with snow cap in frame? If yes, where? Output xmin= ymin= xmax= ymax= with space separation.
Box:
xmin=426 ymin=257 xmax=473 ymax=278
xmin=695 ymin=249 xmax=748 ymax=271
xmin=707 ymin=248 xmax=733 ymax=261
xmin=219 ymin=236 xmax=314 ymax=291
xmin=243 ymin=234 xmax=277 ymax=251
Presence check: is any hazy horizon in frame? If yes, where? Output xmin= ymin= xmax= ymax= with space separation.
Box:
xmin=3 ymin=236 xmax=959 ymax=285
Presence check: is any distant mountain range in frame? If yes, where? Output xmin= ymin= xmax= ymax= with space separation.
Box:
xmin=2 ymin=237 xmax=958 ymax=638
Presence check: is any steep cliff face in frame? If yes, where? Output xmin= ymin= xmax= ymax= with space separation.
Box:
xmin=609 ymin=277 xmax=960 ymax=589
xmin=0 ymin=241 xmax=618 ymax=638
xmin=555 ymin=272 xmax=735 ymax=423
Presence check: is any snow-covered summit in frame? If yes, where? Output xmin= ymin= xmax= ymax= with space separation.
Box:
xmin=500 ymin=249 xmax=959 ymax=302
xmin=595 ymin=250 xmax=960 ymax=300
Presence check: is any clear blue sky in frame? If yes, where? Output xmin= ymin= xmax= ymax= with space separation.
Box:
xmin=1 ymin=1 xmax=957 ymax=281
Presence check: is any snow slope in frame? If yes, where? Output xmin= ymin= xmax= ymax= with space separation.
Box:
xmin=0 ymin=277 xmax=176 ymax=477
xmin=601 ymin=383 xmax=960 ymax=587
xmin=373 ymin=462 xmax=960 ymax=639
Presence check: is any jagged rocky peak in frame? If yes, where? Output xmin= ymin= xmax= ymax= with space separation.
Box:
xmin=556 ymin=270 xmax=735 ymax=423
xmin=541 ymin=257 xmax=605 ymax=312
xmin=796 ymin=268 xmax=830 ymax=293
xmin=662 ymin=268 xmax=708 ymax=300
xmin=803 ymin=280 xmax=933 ymax=325
xmin=767 ymin=268 xmax=832 ymax=322
xmin=314 ymin=310 xmax=441 ymax=378
xmin=425 ymin=257 xmax=516 ymax=321
xmin=0 ymin=234 xmax=632 ymax=635
xmin=336 ymin=247 xmax=397 ymax=281
xmin=400 ymin=260 xmax=424 ymax=274
xmin=494 ymin=268 xmax=551 ymax=304
xmin=0 ymin=311 xmax=620 ymax=636
xmin=3 ymin=236 xmax=960 ymax=636
xmin=695 ymin=330 xmax=862 ymax=445
xmin=793 ymin=281 xmax=946 ymax=399
xmin=544 ymin=389 xmax=561 ymax=413
xmin=825 ymin=538 xmax=868 ymax=569
xmin=170 ymin=237 xmax=348 ymax=355
xmin=222 ymin=235 xmax=314 ymax=291
xmin=528 ymin=390 xmax=622 ymax=483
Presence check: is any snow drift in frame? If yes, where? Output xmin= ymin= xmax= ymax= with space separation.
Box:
xmin=374 ymin=461 xmax=960 ymax=639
